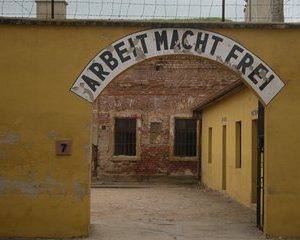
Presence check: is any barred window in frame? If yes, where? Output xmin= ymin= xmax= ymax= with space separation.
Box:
xmin=114 ymin=118 xmax=136 ymax=156
xmin=174 ymin=119 xmax=197 ymax=157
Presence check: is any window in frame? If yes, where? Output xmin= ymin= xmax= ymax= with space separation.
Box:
xmin=222 ymin=125 xmax=226 ymax=190
xmin=235 ymin=121 xmax=242 ymax=168
xmin=114 ymin=118 xmax=136 ymax=156
xmin=208 ymin=127 xmax=212 ymax=163
xmin=174 ymin=119 xmax=197 ymax=157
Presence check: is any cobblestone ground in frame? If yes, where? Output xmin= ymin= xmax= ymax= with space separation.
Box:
xmin=86 ymin=185 xmax=266 ymax=240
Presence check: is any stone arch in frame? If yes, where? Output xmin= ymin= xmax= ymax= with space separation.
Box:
xmin=70 ymin=28 xmax=284 ymax=105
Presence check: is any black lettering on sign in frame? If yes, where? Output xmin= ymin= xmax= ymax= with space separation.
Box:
xmin=225 ymin=44 xmax=244 ymax=63
xmin=136 ymin=33 xmax=148 ymax=53
xmin=128 ymin=38 xmax=137 ymax=57
xmin=259 ymin=74 xmax=274 ymax=91
xmin=61 ymin=143 xmax=67 ymax=152
xmin=56 ymin=140 xmax=72 ymax=155
xmin=236 ymin=53 xmax=254 ymax=74
xmin=248 ymin=63 xmax=265 ymax=84
xmin=100 ymin=51 xmax=118 ymax=70
xmin=81 ymin=75 xmax=100 ymax=92
xmin=155 ymin=31 xmax=168 ymax=51
xmin=170 ymin=30 xmax=180 ymax=50
xmin=89 ymin=62 xmax=109 ymax=81
xmin=195 ymin=32 xmax=209 ymax=53
xmin=248 ymin=63 xmax=275 ymax=90
xmin=210 ymin=35 xmax=223 ymax=55
xmin=182 ymin=30 xmax=194 ymax=49
xmin=114 ymin=41 xmax=131 ymax=63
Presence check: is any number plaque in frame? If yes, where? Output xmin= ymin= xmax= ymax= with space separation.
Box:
xmin=56 ymin=140 xmax=72 ymax=155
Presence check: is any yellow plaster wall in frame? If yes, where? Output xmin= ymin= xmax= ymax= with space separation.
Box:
xmin=0 ymin=23 xmax=299 ymax=237
xmin=194 ymin=28 xmax=300 ymax=237
xmin=201 ymin=88 xmax=258 ymax=207
xmin=0 ymin=24 xmax=142 ymax=238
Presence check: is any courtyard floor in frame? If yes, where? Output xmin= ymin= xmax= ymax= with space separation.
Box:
xmin=87 ymin=184 xmax=265 ymax=240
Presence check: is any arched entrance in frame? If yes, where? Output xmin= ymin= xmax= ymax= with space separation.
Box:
xmin=2 ymin=20 xmax=300 ymax=238
xmin=91 ymin=55 xmax=246 ymax=182
xmin=71 ymin=28 xmax=284 ymax=234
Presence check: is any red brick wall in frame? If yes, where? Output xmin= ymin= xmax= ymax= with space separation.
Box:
xmin=94 ymin=55 xmax=240 ymax=181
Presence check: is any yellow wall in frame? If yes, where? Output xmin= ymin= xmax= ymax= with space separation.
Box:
xmin=201 ymin=88 xmax=258 ymax=207
xmin=0 ymin=23 xmax=147 ymax=238
xmin=0 ymin=22 xmax=299 ymax=237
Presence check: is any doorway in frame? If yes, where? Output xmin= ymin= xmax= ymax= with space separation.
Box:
xmin=257 ymin=102 xmax=265 ymax=230
xmin=222 ymin=125 xmax=227 ymax=190
xmin=251 ymin=119 xmax=258 ymax=204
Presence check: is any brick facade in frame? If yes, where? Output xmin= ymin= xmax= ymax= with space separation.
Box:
xmin=93 ymin=55 xmax=241 ymax=181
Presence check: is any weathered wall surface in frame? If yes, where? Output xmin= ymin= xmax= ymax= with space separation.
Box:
xmin=201 ymin=88 xmax=258 ymax=207
xmin=0 ymin=24 xmax=96 ymax=237
xmin=0 ymin=20 xmax=299 ymax=238
xmin=94 ymin=55 xmax=240 ymax=180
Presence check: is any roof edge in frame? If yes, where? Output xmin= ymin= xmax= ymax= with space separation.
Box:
xmin=1 ymin=18 xmax=300 ymax=29
xmin=192 ymin=80 xmax=245 ymax=113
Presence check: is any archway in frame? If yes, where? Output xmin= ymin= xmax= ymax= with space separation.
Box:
xmin=86 ymin=54 xmax=265 ymax=231
xmin=71 ymin=28 xmax=285 ymax=235
xmin=70 ymin=28 xmax=284 ymax=105
xmin=90 ymin=55 xmax=246 ymax=182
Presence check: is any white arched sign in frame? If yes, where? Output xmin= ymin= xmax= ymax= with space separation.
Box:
xmin=70 ymin=28 xmax=284 ymax=105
